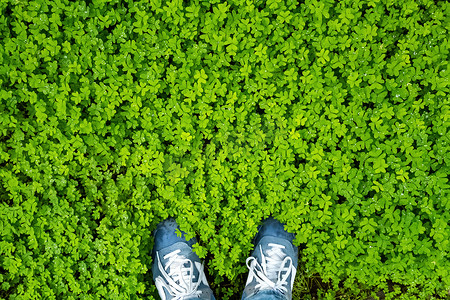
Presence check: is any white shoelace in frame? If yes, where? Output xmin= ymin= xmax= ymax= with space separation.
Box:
xmin=245 ymin=243 xmax=296 ymax=295
xmin=155 ymin=249 xmax=204 ymax=300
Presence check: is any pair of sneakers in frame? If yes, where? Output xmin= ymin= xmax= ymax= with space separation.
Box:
xmin=151 ymin=216 xmax=298 ymax=300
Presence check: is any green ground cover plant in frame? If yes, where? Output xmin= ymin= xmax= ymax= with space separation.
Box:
xmin=0 ymin=0 xmax=449 ymax=299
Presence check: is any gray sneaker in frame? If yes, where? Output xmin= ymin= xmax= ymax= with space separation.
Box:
xmin=241 ymin=217 xmax=298 ymax=300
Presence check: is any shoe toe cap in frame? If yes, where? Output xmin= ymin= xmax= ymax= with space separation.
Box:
xmin=153 ymin=218 xmax=197 ymax=252
xmin=254 ymin=217 xmax=296 ymax=245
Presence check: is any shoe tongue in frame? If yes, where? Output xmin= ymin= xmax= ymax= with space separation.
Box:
xmin=263 ymin=245 xmax=287 ymax=282
xmin=169 ymin=258 xmax=195 ymax=290
xmin=265 ymin=262 xmax=280 ymax=282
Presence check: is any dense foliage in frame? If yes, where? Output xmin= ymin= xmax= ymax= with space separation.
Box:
xmin=0 ymin=0 xmax=449 ymax=299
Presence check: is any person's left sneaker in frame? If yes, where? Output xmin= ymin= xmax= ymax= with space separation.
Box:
xmin=241 ymin=216 xmax=298 ymax=300
xmin=152 ymin=218 xmax=215 ymax=300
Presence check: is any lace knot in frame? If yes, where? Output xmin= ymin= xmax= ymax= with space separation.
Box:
xmin=245 ymin=243 xmax=296 ymax=295
xmin=155 ymin=249 xmax=205 ymax=300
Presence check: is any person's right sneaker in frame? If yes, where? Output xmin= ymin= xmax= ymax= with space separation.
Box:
xmin=241 ymin=216 xmax=298 ymax=300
